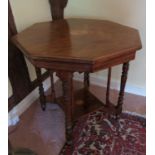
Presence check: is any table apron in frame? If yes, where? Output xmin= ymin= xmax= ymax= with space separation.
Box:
xmin=31 ymin=59 xmax=92 ymax=72
xmin=30 ymin=52 xmax=135 ymax=73
xmin=93 ymin=52 xmax=135 ymax=71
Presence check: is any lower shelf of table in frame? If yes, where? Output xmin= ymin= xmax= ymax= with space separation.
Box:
xmin=47 ymin=88 xmax=118 ymax=121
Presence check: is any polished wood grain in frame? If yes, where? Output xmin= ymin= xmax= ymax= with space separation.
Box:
xmin=12 ymin=19 xmax=141 ymax=72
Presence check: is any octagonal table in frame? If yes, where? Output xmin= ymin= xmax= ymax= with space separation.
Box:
xmin=12 ymin=18 xmax=142 ymax=152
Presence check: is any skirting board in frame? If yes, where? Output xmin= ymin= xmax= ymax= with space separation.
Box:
xmin=74 ymin=73 xmax=146 ymax=97
xmin=8 ymin=77 xmax=52 ymax=126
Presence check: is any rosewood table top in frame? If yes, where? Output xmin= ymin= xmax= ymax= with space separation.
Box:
xmin=12 ymin=18 xmax=141 ymax=72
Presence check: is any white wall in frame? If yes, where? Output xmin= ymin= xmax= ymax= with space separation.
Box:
xmin=9 ymin=0 xmax=146 ymax=96
xmin=10 ymin=0 xmax=52 ymax=32
xmin=65 ymin=0 xmax=146 ymax=94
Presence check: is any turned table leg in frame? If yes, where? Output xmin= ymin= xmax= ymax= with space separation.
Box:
xmin=56 ymin=71 xmax=74 ymax=147
xmin=83 ymin=72 xmax=90 ymax=109
xmin=106 ymin=68 xmax=112 ymax=106
xmin=116 ymin=62 xmax=129 ymax=115
xmin=35 ymin=67 xmax=46 ymax=111
xmin=84 ymin=72 xmax=90 ymax=88
xmin=49 ymin=70 xmax=56 ymax=102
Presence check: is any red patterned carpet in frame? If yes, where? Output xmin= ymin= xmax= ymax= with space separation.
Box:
xmin=9 ymin=103 xmax=146 ymax=155
xmin=63 ymin=109 xmax=146 ymax=155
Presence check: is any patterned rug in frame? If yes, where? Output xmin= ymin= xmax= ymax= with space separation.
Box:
xmin=63 ymin=109 xmax=146 ymax=155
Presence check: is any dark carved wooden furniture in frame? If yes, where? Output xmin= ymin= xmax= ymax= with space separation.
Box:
xmin=8 ymin=1 xmax=49 ymax=111
xmin=12 ymin=18 xmax=142 ymax=152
